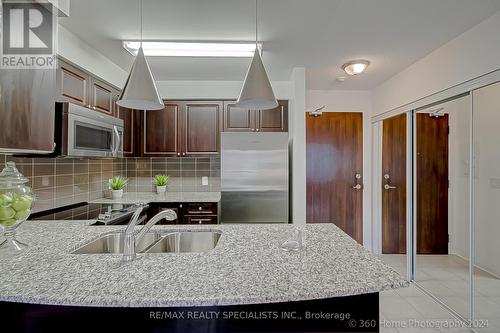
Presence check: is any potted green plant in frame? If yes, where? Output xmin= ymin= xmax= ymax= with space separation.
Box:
xmin=153 ymin=174 xmax=170 ymax=194
xmin=109 ymin=176 xmax=128 ymax=199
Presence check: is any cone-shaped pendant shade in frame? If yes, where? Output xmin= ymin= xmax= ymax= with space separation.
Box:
xmin=236 ymin=48 xmax=278 ymax=110
xmin=117 ymin=47 xmax=164 ymax=110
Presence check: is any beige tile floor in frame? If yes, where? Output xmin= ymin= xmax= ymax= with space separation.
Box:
xmin=380 ymin=254 xmax=500 ymax=333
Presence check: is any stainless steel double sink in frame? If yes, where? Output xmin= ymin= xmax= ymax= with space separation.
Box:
xmin=72 ymin=230 xmax=222 ymax=254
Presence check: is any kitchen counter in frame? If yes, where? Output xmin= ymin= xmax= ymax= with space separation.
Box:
xmin=0 ymin=222 xmax=407 ymax=308
xmin=90 ymin=191 xmax=221 ymax=204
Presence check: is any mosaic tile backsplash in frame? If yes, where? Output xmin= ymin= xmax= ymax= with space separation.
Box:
xmin=0 ymin=155 xmax=220 ymax=212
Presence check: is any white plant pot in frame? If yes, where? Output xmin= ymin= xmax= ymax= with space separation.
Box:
xmin=156 ymin=185 xmax=167 ymax=194
xmin=111 ymin=189 xmax=123 ymax=199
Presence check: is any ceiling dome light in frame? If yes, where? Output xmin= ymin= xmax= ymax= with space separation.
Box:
xmin=342 ymin=60 xmax=370 ymax=76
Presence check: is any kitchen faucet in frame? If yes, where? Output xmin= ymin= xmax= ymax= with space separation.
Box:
xmin=122 ymin=205 xmax=177 ymax=262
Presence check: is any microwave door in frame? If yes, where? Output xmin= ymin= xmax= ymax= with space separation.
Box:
xmin=67 ymin=113 xmax=115 ymax=157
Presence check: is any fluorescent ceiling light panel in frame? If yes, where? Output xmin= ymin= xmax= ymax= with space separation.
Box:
xmin=123 ymin=41 xmax=262 ymax=57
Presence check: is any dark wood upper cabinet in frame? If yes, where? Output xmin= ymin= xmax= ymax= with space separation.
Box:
xmin=223 ymin=102 xmax=254 ymax=132
xmin=0 ymin=69 xmax=56 ymax=153
xmin=116 ymin=102 xmax=137 ymax=157
xmin=89 ymin=78 xmax=114 ymax=115
xmin=257 ymin=100 xmax=288 ymax=132
xmin=183 ymin=101 xmax=222 ymax=156
xmin=222 ymin=100 xmax=288 ymax=132
xmin=57 ymin=61 xmax=89 ymax=107
xmin=140 ymin=102 xmax=181 ymax=157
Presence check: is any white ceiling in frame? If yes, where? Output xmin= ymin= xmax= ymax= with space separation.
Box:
xmin=60 ymin=0 xmax=500 ymax=90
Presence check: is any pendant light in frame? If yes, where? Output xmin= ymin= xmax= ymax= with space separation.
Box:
xmin=116 ymin=0 xmax=163 ymax=110
xmin=235 ymin=0 xmax=278 ymax=110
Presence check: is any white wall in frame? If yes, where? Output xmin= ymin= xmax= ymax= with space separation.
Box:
xmin=57 ymin=25 xmax=128 ymax=88
xmin=306 ymin=90 xmax=373 ymax=249
xmin=290 ymin=68 xmax=307 ymax=225
xmin=155 ymin=80 xmax=293 ymax=100
xmin=373 ymin=11 xmax=500 ymax=115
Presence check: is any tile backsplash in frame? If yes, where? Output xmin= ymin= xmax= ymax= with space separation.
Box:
xmin=0 ymin=155 xmax=220 ymax=213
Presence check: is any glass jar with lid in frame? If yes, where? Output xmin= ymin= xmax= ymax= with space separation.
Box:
xmin=0 ymin=161 xmax=35 ymax=251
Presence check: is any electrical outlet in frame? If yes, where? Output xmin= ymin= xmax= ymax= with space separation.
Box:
xmin=202 ymin=176 xmax=209 ymax=186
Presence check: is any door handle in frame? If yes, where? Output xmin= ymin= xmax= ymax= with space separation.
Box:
xmin=112 ymin=125 xmax=120 ymax=156
xmin=384 ymin=184 xmax=397 ymax=190
xmin=352 ymin=184 xmax=363 ymax=190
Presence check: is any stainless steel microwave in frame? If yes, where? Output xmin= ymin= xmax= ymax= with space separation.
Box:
xmin=54 ymin=103 xmax=123 ymax=158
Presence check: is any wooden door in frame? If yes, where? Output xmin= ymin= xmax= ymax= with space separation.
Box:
xmin=116 ymin=105 xmax=137 ymax=157
xmin=223 ymin=101 xmax=255 ymax=132
xmin=382 ymin=114 xmax=407 ymax=254
xmin=306 ymin=112 xmax=363 ymax=243
xmin=57 ymin=60 xmax=89 ymax=107
xmin=183 ymin=101 xmax=222 ymax=156
xmin=141 ymin=102 xmax=181 ymax=157
xmin=90 ymin=78 xmax=114 ymax=115
xmin=416 ymin=113 xmax=449 ymax=254
xmin=257 ymin=100 xmax=288 ymax=132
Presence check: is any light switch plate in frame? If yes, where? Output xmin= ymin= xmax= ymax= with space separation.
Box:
xmin=201 ymin=176 xmax=209 ymax=186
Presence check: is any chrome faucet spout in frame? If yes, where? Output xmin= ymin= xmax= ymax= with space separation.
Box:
xmin=122 ymin=208 xmax=177 ymax=263
xmin=136 ymin=209 xmax=177 ymax=244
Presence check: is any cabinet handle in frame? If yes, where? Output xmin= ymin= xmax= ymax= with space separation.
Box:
xmin=177 ymin=153 xmax=181 ymax=156
xmin=256 ymin=128 xmax=260 ymax=132
xmin=198 ymin=206 xmax=203 ymax=211
xmin=251 ymin=128 xmax=255 ymax=132
xmin=182 ymin=152 xmax=186 ymax=156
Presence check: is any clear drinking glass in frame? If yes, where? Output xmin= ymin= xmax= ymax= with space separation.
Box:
xmin=281 ymin=225 xmax=306 ymax=252
xmin=0 ymin=162 xmax=35 ymax=251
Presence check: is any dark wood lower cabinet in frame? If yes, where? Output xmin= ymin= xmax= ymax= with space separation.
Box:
xmin=149 ymin=202 xmax=218 ymax=224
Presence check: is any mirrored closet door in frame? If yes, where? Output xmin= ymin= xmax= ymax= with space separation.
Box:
xmin=472 ymin=82 xmax=500 ymax=332
xmin=372 ymin=112 xmax=411 ymax=279
xmin=414 ymin=95 xmax=471 ymax=321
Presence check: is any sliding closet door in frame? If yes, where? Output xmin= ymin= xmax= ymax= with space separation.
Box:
xmin=472 ymin=83 xmax=500 ymax=332
xmin=414 ymin=95 xmax=471 ymax=321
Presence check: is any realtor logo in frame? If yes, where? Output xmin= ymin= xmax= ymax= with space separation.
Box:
xmin=1 ymin=1 xmax=56 ymax=68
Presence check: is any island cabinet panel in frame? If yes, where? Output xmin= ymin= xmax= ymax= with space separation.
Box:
xmin=182 ymin=101 xmax=222 ymax=156
xmin=222 ymin=100 xmax=288 ymax=132
xmin=140 ymin=102 xmax=181 ymax=157
xmin=57 ymin=60 xmax=90 ymax=107
xmin=0 ymin=69 xmax=56 ymax=153
xmin=89 ymin=77 xmax=115 ymax=115
xmin=223 ymin=102 xmax=255 ymax=132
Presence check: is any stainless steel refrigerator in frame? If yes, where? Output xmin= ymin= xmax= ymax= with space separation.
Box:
xmin=221 ymin=132 xmax=289 ymax=223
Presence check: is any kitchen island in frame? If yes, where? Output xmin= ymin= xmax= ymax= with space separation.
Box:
xmin=0 ymin=222 xmax=407 ymax=332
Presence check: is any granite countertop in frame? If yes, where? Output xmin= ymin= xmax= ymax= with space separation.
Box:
xmin=0 ymin=222 xmax=408 ymax=307
xmin=90 ymin=191 xmax=221 ymax=204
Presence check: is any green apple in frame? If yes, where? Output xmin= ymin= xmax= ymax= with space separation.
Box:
xmin=0 ymin=206 xmax=15 ymax=220
xmin=14 ymin=210 xmax=30 ymax=221
xmin=0 ymin=193 xmax=13 ymax=207
xmin=11 ymin=196 xmax=33 ymax=212
xmin=0 ymin=218 xmax=17 ymax=227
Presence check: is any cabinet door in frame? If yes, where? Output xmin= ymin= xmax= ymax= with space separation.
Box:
xmin=141 ymin=102 xmax=181 ymax=157
xmin=90 ymin=78 xmax=114 ymax=115
xmin=183 ymin=101 xmax=222 ymax=156
xmin=257 ymin=100 xmax=288 ymax=132
xmin=0 ymin=69 xmax=55 ymax=152
xmin=223 ymin=101 xmax=255 ymax=132
xmin=116 ymin=105 xmax=137 ymax=157
xmin=57 ymin=60 xmax=89 ymax=107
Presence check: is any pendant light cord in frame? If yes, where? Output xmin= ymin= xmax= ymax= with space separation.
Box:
xmin=140 ymin=0 xmax=143 ymax=47
xmin=255 ymin=0 xmax=258 ymax=47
